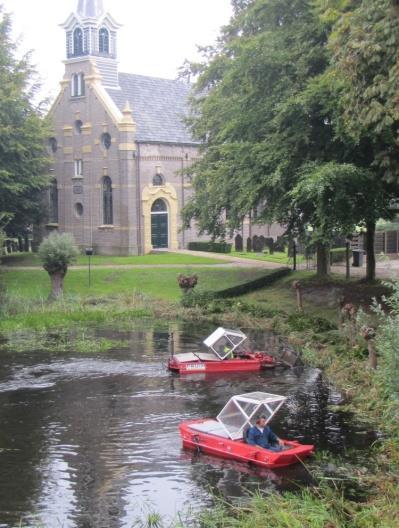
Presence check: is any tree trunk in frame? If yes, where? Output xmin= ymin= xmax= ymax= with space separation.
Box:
xmin=48 ymin=270 xmax=66 ymax=300
xmin=316 ymin=243 xmax=330 ymax=278
xmin=365 ymin=221 xmax=376 ymax=282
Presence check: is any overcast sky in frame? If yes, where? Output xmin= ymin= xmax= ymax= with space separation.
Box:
xmin=2 ymin=0 xmax=233 ymax=102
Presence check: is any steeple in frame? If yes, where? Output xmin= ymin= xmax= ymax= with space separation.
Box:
xmin=77 ymin=0 xmax=104 ymax=19
xmin=61 ymin=0 xmax=122 ymax=88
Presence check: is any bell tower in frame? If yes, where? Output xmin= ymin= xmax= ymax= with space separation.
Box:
xmin=61 ymin=0 xmax=122 ymax=88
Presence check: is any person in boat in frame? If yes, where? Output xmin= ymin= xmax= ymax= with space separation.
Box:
xmin=247 ymin=415 xmax=284 ymax=452
xmin=218 ymin=343 xmax=234 ymax=359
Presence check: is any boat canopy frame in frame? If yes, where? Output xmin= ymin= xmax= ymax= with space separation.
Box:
xmin=203 ymin=327 xmax=247 ymax=360
xmin=216 ymin=392 xmax=287 ymax=440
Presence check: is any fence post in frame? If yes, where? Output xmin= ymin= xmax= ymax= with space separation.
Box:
xmin=345 ymin=241 xmax=351 ymax=280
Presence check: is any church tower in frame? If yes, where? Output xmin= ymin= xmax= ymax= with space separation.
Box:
xmin=61 ymin=0 xmax=122 ymax=87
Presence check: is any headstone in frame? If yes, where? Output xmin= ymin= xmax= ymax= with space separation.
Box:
xmin=274 ymin=236 xmax=286 ymax=252
xmin=253 ymin=235 xmax=261 ymax=252
xmin=259 ymin=236 xmax=266 ymax=252
xmin=265 ymin=237 xmax=274 ymax=254
xmin=235 ymin=234 xmax=243 ymax=252
xmin=246 ymin=237 xmax=252 ymax=252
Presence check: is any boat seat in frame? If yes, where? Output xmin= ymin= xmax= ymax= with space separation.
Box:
xmin=189 ymin=420 xmax=230 ymax=438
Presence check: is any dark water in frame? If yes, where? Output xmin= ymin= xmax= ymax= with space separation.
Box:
xmin=0 ymin=324 xmax=376 ymax=528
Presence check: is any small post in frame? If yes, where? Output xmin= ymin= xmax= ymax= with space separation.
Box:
xmin=169 ymin=332 xmax=175 ymax=357
xmin=345 ymin=241 xmax=351 ymax=280
xmin=85 ymin=247 xmax=94 ymax=287
xmin=292 ymin=280 xmax=303 ymax=312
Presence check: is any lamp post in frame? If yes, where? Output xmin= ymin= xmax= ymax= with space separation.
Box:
xmin=85 ymin=247 xmax=94 ymax=287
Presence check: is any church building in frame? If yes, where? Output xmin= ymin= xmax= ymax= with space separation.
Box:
xmin=47 ymin=0 xmax=282 ymax=255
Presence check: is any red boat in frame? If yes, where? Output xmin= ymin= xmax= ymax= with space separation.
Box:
xmin=168 ymin=328 xmax=276 ymax=374
xmin=179 ymin=392 xmax=314 ymax=469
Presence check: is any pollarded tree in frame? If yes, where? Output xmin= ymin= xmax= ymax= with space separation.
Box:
xmin=0 ymin=6 xmax=50 ymax=239
xmin=38 ymin=233 xmax=79 ymax=300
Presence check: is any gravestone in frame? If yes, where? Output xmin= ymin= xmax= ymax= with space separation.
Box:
xmin=274 ymin=236 xmax=286 ymax=252
xmin=235 ymin=234 xmax=243 ymax=252
xmin=246 ymin=237 xmax=252 ymax=252
xmin=253 ymin=235 xmax=261 ymax=252
xmin=259 ymin=236 xmax=266 ymax=252
xmin=265 ymin=237 xmax=274 ymax=254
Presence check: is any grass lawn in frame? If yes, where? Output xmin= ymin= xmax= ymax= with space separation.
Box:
xmin=231 ymin=250 xmax=304 ymax=265
xmin=3 ymin=267 xmax=271 ymax=302
xmin=1 ymin=252 xmax=225 ymax=267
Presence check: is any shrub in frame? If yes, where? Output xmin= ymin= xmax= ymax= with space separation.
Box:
xmin=38 ymin=232 xmax=79 ymax=300
xmin=287 ymin=313 xmax=336 ymax=332
xmin=215 ymin=268 xmax=291 ymax=298
xmin=187 ymin=241 xmax=232 ymax=253
xmin=180 ymin=289 xmax=216 ymax=308
xmin=375 ymin=281 xmax=399 ymax=398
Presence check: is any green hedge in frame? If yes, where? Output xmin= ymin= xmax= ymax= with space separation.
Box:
xmin=330 ymin=247 xmax=352 ymax=264
xmin=187 ymin=241 xmax=232 ymax=254
xmin=215 ymin=268 xmax=291 ymax=298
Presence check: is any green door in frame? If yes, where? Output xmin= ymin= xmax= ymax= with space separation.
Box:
xmin=151 ymin=213 xmax=168 ymax=248
xmin=151 ymin=199 xmax=169 ymax=249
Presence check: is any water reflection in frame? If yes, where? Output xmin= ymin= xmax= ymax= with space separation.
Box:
xmin=0 ymin=324 xmax=375 ymax=527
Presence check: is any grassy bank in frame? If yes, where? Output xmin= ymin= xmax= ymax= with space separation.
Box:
xmin=1 ymin=251 xmax=225 ymax=267
xmin=0 ymin=267 xmax=272 ymax=332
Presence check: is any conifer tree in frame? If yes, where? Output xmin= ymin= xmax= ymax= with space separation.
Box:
xmin=0 ymin=6 xmax=50 ymax=242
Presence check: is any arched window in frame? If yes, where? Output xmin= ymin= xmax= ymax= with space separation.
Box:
xmin=101 ymin=132 xmax=112 ymax=149
xmin=151 ymin=199 xmax=167 ymax=213
xmin=71 ymin=73 xmax=85 ymax=97
xmin=73 ymin=28 xmax=84 ymax=56
xmin=103 ymin=176 xmax=113 ymax=225
xmin=49 ymin=180 xmax=58 ymax=224
xmin=99 ymin=28 xmax=110 ymax=54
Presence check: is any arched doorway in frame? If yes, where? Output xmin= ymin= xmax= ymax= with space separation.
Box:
xmin=151 ymin=199 xmax=168 ymax=249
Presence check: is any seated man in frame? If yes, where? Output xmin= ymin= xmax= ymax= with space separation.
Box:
xmin=247 ymin=415 xmax=284 ymax=452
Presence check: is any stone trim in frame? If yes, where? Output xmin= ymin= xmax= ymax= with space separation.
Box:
xmin=142 ymin=183 xmax=179 ymax=254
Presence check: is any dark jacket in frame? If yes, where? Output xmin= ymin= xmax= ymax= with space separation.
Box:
xmin=247 ymin=425 xmax=279 ymax=449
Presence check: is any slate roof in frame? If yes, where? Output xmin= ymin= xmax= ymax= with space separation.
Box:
xmin=106 ymin=73 xmax=199 ymax=145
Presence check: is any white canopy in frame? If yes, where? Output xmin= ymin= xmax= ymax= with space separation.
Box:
xmin=203 ymin=327 xmax=247 ymax=360
xmin=217 ymin=391 xmax=287 ymax=440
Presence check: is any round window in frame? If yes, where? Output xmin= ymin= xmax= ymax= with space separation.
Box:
xmin=101 ymin=132 xmax=112 ymax=149
xmin=49 ymin=137 xmax=58 ymax=153
xmin=75 ymin=120 xmax=83 ymax=134
xmin=74 ymin=203 xmax=84 ymax=218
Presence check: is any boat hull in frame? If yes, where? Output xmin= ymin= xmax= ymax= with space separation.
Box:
xmin=180 ymin=419 xmax=314 ymax=469
xmin=168 ymin=353 xmax=276 ymax=374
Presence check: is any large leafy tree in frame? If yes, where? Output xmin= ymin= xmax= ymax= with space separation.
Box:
xmin=328 ymin=0 xmax=399 ymax=183
xmin=183 ymin=0 xmax=397 ymax=280
xmin=0 ymin=6 xmax=50 ymax=243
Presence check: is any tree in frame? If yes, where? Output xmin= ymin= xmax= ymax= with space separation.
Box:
xmin=289 ymin=162 xmax=396 ymax=279
xmin=38 ymin=233 xmax=79 ymax=300
xmin=182 ymin=0 xmax=397 ymax=280
xmin=0 ymin=6 xmax=50 ymax=241
xmin=328 ymin=0 xmax=399 ymax=184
